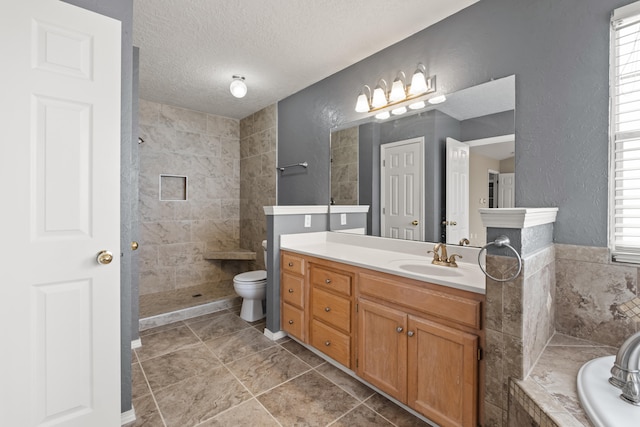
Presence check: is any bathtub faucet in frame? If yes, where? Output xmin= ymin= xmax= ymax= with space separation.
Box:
xmin=610 ymin=331 xmax=640 ymax=405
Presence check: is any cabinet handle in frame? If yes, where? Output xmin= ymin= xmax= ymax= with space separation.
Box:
xmin=324 ymin=340 xmax=331 ymax=346
xmin=288 ymin=262 xmax=294 ymax=267
xmin=324 ymin=307 xmax=331 ymax=312
xmin=288 ymin=320 xmax=294 ymax=325
xmin=407 ymin=331 xmax=415 ymax=337
xmin=396 ymin=326 xmax=404 ymax=333
xmin=325 ymin=278 xmax=332 ymax=284
xmin=288 ymin=288 xmax=294 ymax=293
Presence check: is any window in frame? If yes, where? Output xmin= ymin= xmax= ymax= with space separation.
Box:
xmin=611 ymin=1 xmax=640 ymax=263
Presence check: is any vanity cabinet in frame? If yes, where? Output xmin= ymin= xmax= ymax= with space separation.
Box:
xmin=279 ymin=250 xmax=484 ymax=427
xmin=280 ymin=252 xmax=306 ymax=341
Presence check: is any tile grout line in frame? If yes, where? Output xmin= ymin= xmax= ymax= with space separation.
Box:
xmin=133 ymin=350 xmax=169 ymax=427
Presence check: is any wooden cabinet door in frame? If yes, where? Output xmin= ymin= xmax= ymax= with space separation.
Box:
xmin=357 ymin=298 xmax=408 ymax=402
xmin=407 ymin=315 xmax=478 ymax=427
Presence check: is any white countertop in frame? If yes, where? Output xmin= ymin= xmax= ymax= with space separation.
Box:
xmin=280 ymin=232 xmax=486 ymax=294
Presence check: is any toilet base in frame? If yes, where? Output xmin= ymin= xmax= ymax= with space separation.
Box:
xmin=240 ymin=298 xmax=265 ymax=322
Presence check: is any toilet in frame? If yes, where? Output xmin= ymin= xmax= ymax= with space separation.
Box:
xmin=233 ymin=240 xmax=267 ymax=322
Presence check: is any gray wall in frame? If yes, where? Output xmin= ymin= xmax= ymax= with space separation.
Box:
xmin=278 ymin=0 xmax=629 ymax=247
xmin=461 ymin=111 xmax=515 ymax=141
xmin=61 ymin=0 xmax=134 ymax=413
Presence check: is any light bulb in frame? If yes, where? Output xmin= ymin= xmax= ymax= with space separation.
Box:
xmin=409 ymin=65 xmax=428 ymax=95
xmin=371 ymin=86 xmax=388 ymax=108
xmin=230 ymin=76 xmax=247 ymax=98
xmin=355 ymin=92 xmax=370 ymax=112
xmin=375 ymin=111 xmax=390 ymax=120
xmin=389 ymin=78 xmax=406 ymax=102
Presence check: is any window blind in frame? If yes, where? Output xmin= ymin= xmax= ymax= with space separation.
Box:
xmin=612 ymin=4 xmax=640 ymax=263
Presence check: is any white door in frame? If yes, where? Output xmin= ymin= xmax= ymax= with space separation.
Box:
xmin=381 ymin=138 xmax=424 ymax=240
xmin=446 ymin=137 xmax=470 ymax=244
xmin=498 ymin=173 xmax=516 ymax=208
xmin=0 ymin=1 xmax=122 ymax=426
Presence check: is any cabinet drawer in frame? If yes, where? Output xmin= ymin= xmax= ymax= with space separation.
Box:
xmin=282 ymin=253 xmax=305 ymax=275
xmin=312 ymin=287 xmax=351 ymax=332
xmin=310 ymin=266 xmax=351 ymax=296
xmin=281 ymin=273 xmax=304 ymax=308
xmin=359 ymin=273 xmax=481 ymax=330
xmin=282 ymin=303 xmax=305 ymax=341
xmin=311 ymin=320 xmax=350 ymax=367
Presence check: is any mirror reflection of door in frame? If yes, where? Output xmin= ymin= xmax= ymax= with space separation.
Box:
xmin=445 ymin=137 xmax=470 ymax=244
xmin=380 ymin=137 xmax=425 ymax=240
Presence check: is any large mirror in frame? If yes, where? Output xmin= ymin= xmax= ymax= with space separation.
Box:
xmin=330 ymin=75 xmax=515 ymax=247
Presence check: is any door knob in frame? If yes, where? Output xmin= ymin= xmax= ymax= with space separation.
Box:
xmin=407 ymin=331 xmax=415 ymax=337
xmin=96 ymin=250 xmax=113 ymax=265
xmin=396 ymin=326 xmax=404 ymax=333
xmin=131 ymin=241 xmax=139 ymax=251
xmin=411 ymin=220 xmax=419 ymax=226
xmin=450 ymin=221 xmax=457 ymax=226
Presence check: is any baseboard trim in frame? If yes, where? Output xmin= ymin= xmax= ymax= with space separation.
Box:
xmin=121 ymin=405 xmax=136 ymax=425
xmin=131 ymin=338 xmax=142 ymax=350
xmin=264 ymin=328 xmax=287 ymax=341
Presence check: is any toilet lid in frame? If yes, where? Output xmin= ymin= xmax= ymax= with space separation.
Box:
xmin=235 ymin=270 xmax=267 ymax=282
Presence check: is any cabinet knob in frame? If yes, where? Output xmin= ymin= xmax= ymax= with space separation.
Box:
xmin=288 ymin=262 xmax=294 ymax=267
xmin=288 ymin=320 xmax=294 ymax=325
xmin=324 ymin=340 xmax=331 ymax=346
xmin=324 ymin=307 xmax=331 ymax=312
xmin=396 ymin=326 xmax=404 ymax=333
xmin=288 ymin=288 xmax=294 ymax=293
xmin=407 ymin=331 xmax=415 ymax=337
xmin=325 ymin=278 xmax=332 ymax=284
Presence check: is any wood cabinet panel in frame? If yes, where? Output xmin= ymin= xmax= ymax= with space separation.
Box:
xmin=282 ymin=252 xmax=305 ymax=275
xmin=407 ymin=316 xmax=478 ymax=427
xmin=311 ymin=319 xmax=351 ymax=367
xmin=359 ymin=272 xmax=481 ymax=329
xmin=281 ymin=272 xmax=304 ymax=308
xmin=310 ymin=266 xmax=352 ymax=296
xmin=281 ymin=303 xmax=304 ymax=341
xmin=312 ymin=287 xmax=351 ymax=333
xmin=357 ymin=298 xmax=407 ymax=402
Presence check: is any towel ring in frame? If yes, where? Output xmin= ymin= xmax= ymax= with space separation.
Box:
xmin=478 ymin=235 xmax=522 ymax=282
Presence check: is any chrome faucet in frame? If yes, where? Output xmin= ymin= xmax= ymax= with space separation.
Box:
xmin=610 ymin=331 xmax=640 ymax=405
xmin=428 ymin=243 xmax=462 ymax=267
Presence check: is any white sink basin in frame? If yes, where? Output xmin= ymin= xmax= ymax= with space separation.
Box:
xmin=386 ymin=259 xmax=463 ymax=277
xmin=577 ymin=355 xmax=640 ymax=427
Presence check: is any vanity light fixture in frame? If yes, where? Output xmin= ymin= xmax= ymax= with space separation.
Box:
xmin=389 ymin=72 xmax=407 ymax=102
xmin=371 ymin=79 xmax=389 ymax=108
xmin=355 ymin=85 xmax=372 ymax=113
xmin=353 ymin=64 xmax=435 ymax=115
xmin=230 ymin=75 xmax=247 ymax=98
xmin=428 ymin=94 xmax=447 ymax=104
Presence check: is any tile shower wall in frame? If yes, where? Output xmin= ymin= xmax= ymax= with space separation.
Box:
xmin=239 ymin=105 xmax=277 ymax=270
xmin=330 ymin=126 xmax=358 ymax=205
xmin=137 ymin=100 xmax=241 ymax=297
xmin=555 ymin=244 xmax=639 ymax=347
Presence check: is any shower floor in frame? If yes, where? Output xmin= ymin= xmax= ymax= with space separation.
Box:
xmin=139 ymin=280 xmax=237 ymax=318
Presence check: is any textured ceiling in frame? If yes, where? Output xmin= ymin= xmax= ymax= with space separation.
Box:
xmin=133 ymin=0 xmax=479 ymax=120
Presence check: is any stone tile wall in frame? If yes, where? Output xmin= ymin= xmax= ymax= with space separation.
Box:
xmin=330 ymin=126 xmax=358 ymax=205
xmin=484 ymin=245 xmax=556 ymax=427
xmin=137 ymin=100 xmax=242 ymax=297
xmin=239 ymin=105 xmax=277 ymax=270
xmin=555 ymin=244 xmax=639 ymax=347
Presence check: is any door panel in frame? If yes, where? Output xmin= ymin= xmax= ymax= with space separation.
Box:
xmin=446 ymin=137 xmax=470 ymax=244
xmin=357 ymin=298 xmax=407 ymax=402
xmin=0 ymin=1 xmax=122 ymax=426
xmin=407 ymin=316 xmax=478 ymax=427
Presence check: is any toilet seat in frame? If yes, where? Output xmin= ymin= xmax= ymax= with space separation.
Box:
xmin=234 ymin=270 xmax=266 ymax=283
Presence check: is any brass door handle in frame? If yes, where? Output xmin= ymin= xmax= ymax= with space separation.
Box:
xmin=411 ymin=220 xmax=419 ymax=226
xmin=96 ymin=250 xmax=113 ymax=265
xmin=131 ymin=241 xmax=139 ymax=251
xmin=450 ymin=221 xmax=457 ymax=226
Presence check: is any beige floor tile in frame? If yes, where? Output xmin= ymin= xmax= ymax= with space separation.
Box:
xmin=126 ymin=394 xmax=164 ymax=427
xmin=132 ymin=362 xmax=151 ymax=400
xmin=141 ymin=343 xmax=222 ymax=391
xmin=226 ymin=346 xmax=311 ymax=395
xmin=204 ymin=327 xmax=277 ymax=363
xmin=155 ymin=365 xmax=251 ymax=427
xmin=315 ymin=363 xmax=375 ymax=401
xmin=197 ymin=398 xmax=279 ymax=426
xmin=136 ymin=324 xmax=201 ymax=362
xmin=329 ymin=404 xmax=394 ymax=426
xmin=187 ymin=312 xmax=251 ymax=341
xmin=139 ymin=321 xmax=186 ymax=338
xmin=280 ymin=339 xmax=326 ymax=367
xmin=364 ymin=394 xmax=430 ymax=427
xmin=257 ymin=370 xmax=358 ymax=426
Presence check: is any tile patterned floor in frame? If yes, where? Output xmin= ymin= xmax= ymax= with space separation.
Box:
xmin=126 ymin=305 xmax=430 ymax=427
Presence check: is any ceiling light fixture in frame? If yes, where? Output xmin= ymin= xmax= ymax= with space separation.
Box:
xmin=230 ymin=75 xmax=247 ymax=98
xmin=354 ymin=64 xmax=435 ymax=118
